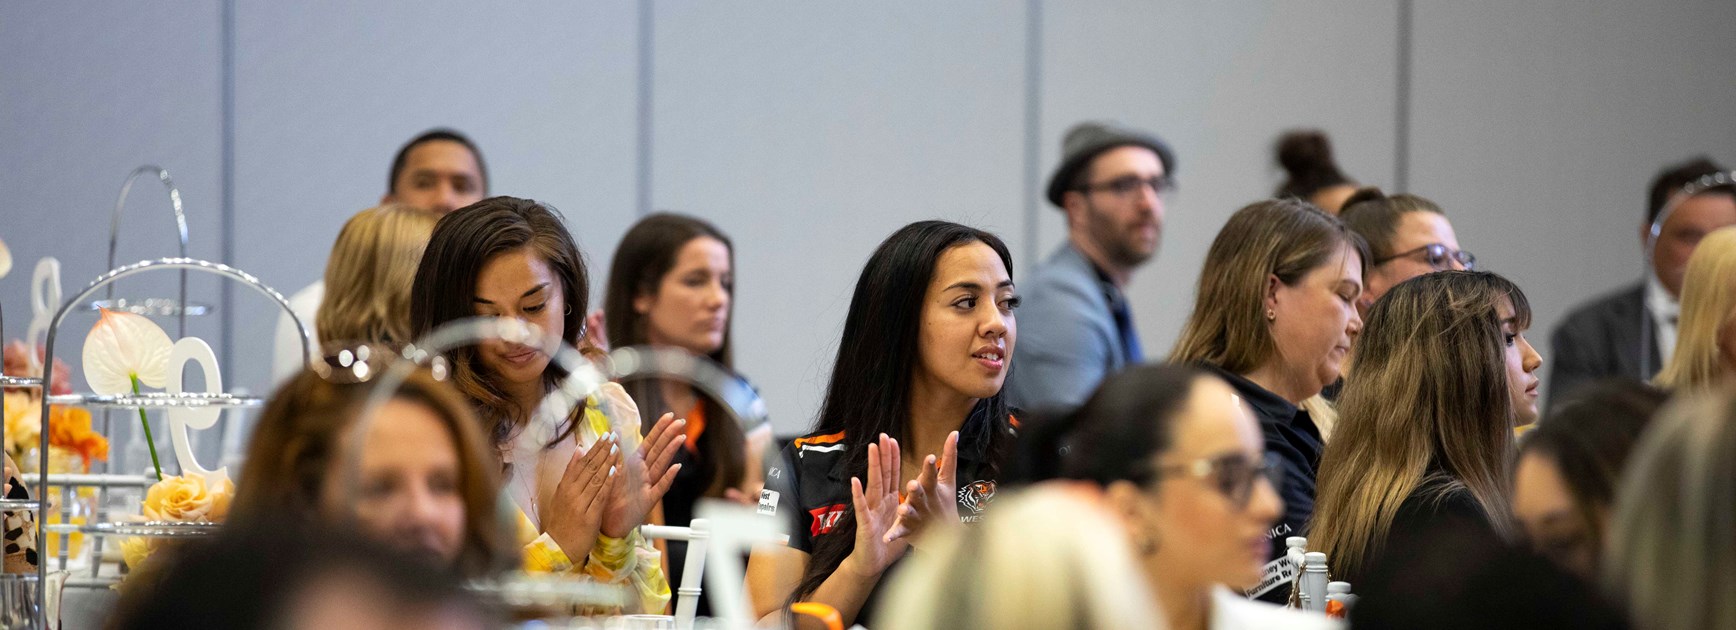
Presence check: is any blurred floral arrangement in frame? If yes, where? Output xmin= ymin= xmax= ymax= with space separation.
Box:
xmin=3 ymin=340 xmax=108 ymax=471
xmin=75 ymin=308 xmax=236 ymax=576
xmin=118 ymin=472 xmax=233 ymax=575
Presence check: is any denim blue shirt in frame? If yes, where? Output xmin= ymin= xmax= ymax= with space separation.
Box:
xmin=1005 ymin=244 xmax=1138 ymax=415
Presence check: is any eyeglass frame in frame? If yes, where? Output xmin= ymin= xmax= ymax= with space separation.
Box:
xmin=1076 ymin=174 xmax=1175 ymax=200
xmin=1373 ymin=242 xmax=1476 ymax=271
xmin=1151 ymin=451 xmax=1283 ymax=510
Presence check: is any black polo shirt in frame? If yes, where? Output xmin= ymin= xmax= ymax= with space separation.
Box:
xmin=757 ymin=403 xmax=1015 ymax=624
xmin=1198 ymin=365 xmax=1324 ymax=559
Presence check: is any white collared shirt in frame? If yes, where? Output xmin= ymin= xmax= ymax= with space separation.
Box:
xmin=1645 ymin=274 xmax=1680 ymax=366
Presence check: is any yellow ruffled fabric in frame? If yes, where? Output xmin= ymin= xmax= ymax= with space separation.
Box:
xmin=514 ymin=393 xmax=672 ymax=614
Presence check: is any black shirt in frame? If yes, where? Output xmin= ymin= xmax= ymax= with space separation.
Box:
xmin=1344 ymin=482 xmax=1492 ymax=586
xmin=1199 ymin=365 xmax=1324 ymax=560
xmin=758 ymin=402 xmax=1014 ymax=625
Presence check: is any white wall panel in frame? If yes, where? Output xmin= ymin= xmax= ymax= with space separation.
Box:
xmin=1041 ymin=0 xmax=1400 ymax=366
xmin=1410 ymin=1 xmax=1736 ymax=399
xmin=649 ymin=2 xmax=1028 ymax=433
xmin=230 ymin=0 xmax=641 ymax=393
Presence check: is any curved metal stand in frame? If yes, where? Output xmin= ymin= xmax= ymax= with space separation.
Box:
xmin=0 ymin=301 xmax=43 ymax=516
xmin=32 ymin=257 xmax=313 ymax=623
xmin=104 ymin=166 xmax=198 ymax=336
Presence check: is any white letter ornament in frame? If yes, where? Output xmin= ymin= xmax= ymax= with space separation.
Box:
xmin=167 ymin=337 xmax=228 ymax=482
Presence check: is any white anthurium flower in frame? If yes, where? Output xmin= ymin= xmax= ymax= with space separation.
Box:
xmin=82 ymin=308 xmax=174 ymax=395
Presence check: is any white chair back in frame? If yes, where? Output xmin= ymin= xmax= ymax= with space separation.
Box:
xmin=640 ymin=518 xmax=710 ymax=630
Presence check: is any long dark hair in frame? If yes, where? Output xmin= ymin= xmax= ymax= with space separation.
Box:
xmin=604 ymin=212 xmax=745 ymax=498
xmin=409 ymin=196 xmax=592 ymax=449
xmin=791 ymin=220 xmax=1019 ymax=601
xmin=1014 ymin=364 xmax=1207 ymax=487
xmin=1520 ymin=379 xmax=1665 ymax=572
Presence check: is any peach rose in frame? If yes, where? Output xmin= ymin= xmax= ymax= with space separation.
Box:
xmin=3 ymin=391 xmax=39 ymax=457
xmin=118 ymin=536 xmax=158 ymax=572
xmin=141 ymin=473 xmax=234 ymax=523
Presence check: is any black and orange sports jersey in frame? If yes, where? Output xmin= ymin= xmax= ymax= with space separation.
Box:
xmin=757 ymin=401 xmax=1016 ymax=625
xmin=759 ymin=403 xmax=1016 ymax=553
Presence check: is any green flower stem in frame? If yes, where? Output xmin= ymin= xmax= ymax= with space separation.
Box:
xmin=130 ymin=375 xmax=164 ymax=481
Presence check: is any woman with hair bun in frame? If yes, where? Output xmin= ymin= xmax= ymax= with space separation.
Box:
xmin=1275 ymin=130 xmax=1358 ymax=214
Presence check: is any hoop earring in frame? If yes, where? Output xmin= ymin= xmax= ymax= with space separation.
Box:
xmin=564 ymin=304 xmax=574 ymax=316
xmin=1265 ymin=309 xmax=1276 ymax=322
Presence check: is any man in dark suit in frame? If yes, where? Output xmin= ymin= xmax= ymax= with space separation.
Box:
xmin=1549 ymin=157 xmax=1735 ymax=409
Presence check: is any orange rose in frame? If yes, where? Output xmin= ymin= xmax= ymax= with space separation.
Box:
xmin=141 ymin=473 xmax=234 ymax=523
xmin=47 ymin=406 xmax=107 ymax=471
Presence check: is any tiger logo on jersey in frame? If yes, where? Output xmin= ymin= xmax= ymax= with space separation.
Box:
xmin=957 ymin=480 xmax=997 ymax=519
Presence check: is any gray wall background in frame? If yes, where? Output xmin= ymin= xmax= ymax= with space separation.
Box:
xmin=4 ymin=1 xmax=1734 ymax=455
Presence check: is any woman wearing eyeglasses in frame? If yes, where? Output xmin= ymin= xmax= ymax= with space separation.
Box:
xmin=1025 ymin=364 xmax=1336 ymax=630
xmin=1338 ymin=188 xmax=1473 ymax=318
xmin=1309 ymin=271 xmax=1541 ymax=585
xmin=1169 ymin=198 xmax=1367 ymax=594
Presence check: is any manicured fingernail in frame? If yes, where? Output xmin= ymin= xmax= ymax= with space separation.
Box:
xmin=609 ymin=465 xmax=617 ymax=477
xmin=609 ymin=444 xmax=618 ymax=456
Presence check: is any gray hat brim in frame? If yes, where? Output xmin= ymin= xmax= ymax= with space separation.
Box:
xmin=1045 ymin=135 xmax=1176 ymax=208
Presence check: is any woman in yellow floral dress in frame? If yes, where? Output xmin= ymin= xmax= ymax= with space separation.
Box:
xmin=410 ymin=197 xmax=684 ymax=613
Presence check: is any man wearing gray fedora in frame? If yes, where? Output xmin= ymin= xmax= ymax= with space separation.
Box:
xmin=1006 ymin=121 xmax=1175 ymax=415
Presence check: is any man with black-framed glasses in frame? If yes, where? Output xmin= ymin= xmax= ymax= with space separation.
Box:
xmin=1338 ymin=188 xmax=1472 ymax=319
xmin=1006 ymin=121 xmax=1175 ymax=415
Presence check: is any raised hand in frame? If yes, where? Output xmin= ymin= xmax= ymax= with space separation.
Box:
xmin=601 ymin=412 xmax=686 ymax=537
xmin=840 ymin=434 xmax=910 ymax=578
xmin=543 ymin=432 xmax=621 ymax=558
xmin=885 ymin=431 xmax=959 ymax=544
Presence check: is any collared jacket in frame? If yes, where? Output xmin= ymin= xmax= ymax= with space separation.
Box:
xmin=1005 ymin=244 xmax=1138 ymax=414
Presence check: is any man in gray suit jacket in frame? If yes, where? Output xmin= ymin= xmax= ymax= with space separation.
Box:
xmin=1006 ymin=122 xmax=1175 ymax=414
xmin=1549 ymin=157 xmax=1734 ymax=409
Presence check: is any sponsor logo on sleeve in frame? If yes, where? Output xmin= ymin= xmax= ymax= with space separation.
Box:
xmin=809 ymin=504 xmax=847 ymax=536
xmin=758 ymin=489 xmax=780 ymax=516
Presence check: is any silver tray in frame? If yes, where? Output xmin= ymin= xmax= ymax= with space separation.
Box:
xmin=46 ymin=392 xmax=263 ymax=409
xmin=83 ymin=298 xmax=211 ymax=317
xmin=78 ymin=521 xmax=221 ymax=538
xmin=0 ymin=376 xmax=42 ymax=389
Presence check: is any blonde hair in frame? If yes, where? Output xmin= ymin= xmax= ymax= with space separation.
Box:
xmin=1655 ymin=226 xmax=1736 ymax=391
xmin=1309 ymin=271 xmax=1529 ymax=580
xmin=1170 ymin=198 xmax=1368 ymax=376
xmin=316 ymin=204 xmax=438 ymax=348
xmin=1604 ymin=388 xmax=1736 ymax=630
xmin=875 ymin=484 xmax=1163 ymax=630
